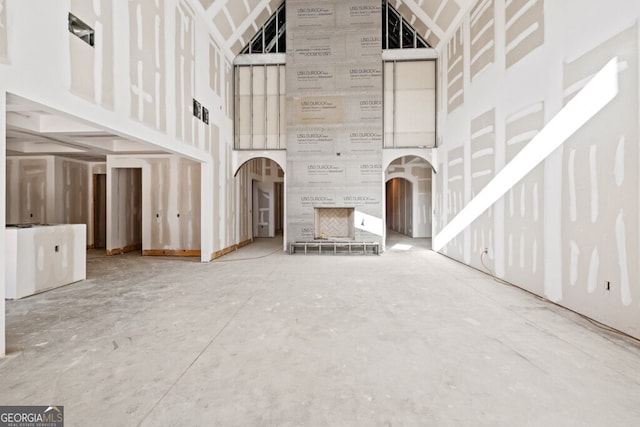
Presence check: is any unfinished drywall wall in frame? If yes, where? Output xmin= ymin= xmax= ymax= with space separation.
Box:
xmin=434 ymin=0 xmax=640 ymax=338
xmin=6 ymin=224 xmax=86 ymax=299
xmin=384 ymin=60 xmax=436 ymax=148
xmin=236 ymin=64 xmax=286 ymax=150
xmin=108 ymin=156 xmax=201 ymax=255
xmin=6 ymin=157 xmax=49 ymax=224
xmin=178 ymin=157 xmax=201 ymax=249
xmin=55 ymin=158 xmax=89 ymax=225
xmin=175 ymin=1 xmax=196 ymax=145
xmin=149 ymin=157 xmax=171 ymax=249
xmin=69 ymin=0 xmax=114 ymax=107
xmin=128 ymin=0 xmax=166 ymax=132
xmin=7 ymin=156 xmax=92 ymax=243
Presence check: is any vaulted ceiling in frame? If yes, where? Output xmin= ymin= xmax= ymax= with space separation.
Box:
xmin=195 ymin=0 xmax=474 ymax=58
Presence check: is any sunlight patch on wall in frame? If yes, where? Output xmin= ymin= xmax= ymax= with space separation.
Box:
xmin=355 ymin=211 xmax=384 ymax=237
xmin=434 ymin=57 xmax=619 ymax=251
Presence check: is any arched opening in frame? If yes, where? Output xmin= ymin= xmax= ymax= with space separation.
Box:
xmin=385 ymin=155 xmax=432 ymax=248
xmin=235 ymin=157 xmax=285 ymax=242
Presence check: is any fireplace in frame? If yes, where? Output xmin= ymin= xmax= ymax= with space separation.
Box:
xmin=314 ymin=208 xmax=354 ymax=240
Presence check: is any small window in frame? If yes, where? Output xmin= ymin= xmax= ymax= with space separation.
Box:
xmin=68 ymin=13 xmax=94 ymax=47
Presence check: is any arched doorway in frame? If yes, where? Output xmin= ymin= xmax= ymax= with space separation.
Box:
xmin=385 ymin=155 xmax=432 ymax=246
xmin=235 ymin=157 xmax=285 ymax=241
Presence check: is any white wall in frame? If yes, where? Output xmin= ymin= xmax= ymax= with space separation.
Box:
xmin=434 ymin=0 xmax=640 ymax=338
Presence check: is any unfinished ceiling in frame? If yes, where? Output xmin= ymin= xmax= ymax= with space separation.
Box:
xmin=6 ymin=94 xmax=168 ymax=162
xmin=195 ymin=0 xmax=474 ymax=57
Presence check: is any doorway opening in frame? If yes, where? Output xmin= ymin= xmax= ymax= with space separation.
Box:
xmin=386 ymin=178 xmax=413 ymax=237
xmin=385 ymin=155 xmax=432 ymax=247
xmin=93 ymin=173 xmax=107 ymax=249
xmin=236 ymin=157 xmax=285 ymax=242
xmin=107 ymin=167 xmax=142 ymax=255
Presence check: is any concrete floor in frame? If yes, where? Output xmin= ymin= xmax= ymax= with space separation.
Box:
xmin=1 ymin=232 xmax=640 ymax=426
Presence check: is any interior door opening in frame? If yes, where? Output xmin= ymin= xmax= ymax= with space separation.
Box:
xmin=93 ymin=173 xmax=107 ymax=249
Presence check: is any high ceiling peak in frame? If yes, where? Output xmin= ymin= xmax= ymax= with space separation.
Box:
xmin=192 ymin=0 xmax=474 ymax=58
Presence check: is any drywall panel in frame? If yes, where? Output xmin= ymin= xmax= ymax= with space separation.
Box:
xmin=234 ymin=66 xmax=286 ymax=151
xmin=504 ymin=103 xmax=545 ymax=290
xmin=149 ymin=158 xmax=172 ymax=249
xmin=56 ymin=158 xmax=89 ymax=225
xmin=286 ymin=0 xmax=384 ymax=246
xmin=469 ymin=109 xmax=495 ymax=259
xmin=447 ymin=27 xmax=464 ymax=113
xmin=69 ymin=0 xmax=114 ymax=107
xmin=469 ymin=0 xmax=494 ymax=80
xmin=7 ymin=157 xmax=92 ymax=244
xmin=560 ymin=24 xmax=639 ymax=322
xmin=5 ymin=224 xmax=86 ymax=299
xmin=178 ymin=158 xmax=201 ymax=249
xmin=6 ymin=157 xmax=48 ymax=224
xmin=444 ymin=146 xmax=466 ymax=260
xmin=209 ymin=40 xmax=221 ymax=95
xmin=390 ymin=61 xmax=437 ymax=148
xmin=128 ymin=0 xmax=166 ymax=132
xmin=505 ymin=0 xmax=544 ymax=69
xmin=175 ymin=1 xmax=195 ymax=145
xmin=237 ymin=66 xmax=252 ymax=149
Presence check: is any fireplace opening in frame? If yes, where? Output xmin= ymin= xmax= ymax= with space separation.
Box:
xmin=314 ymin=208 xmax=355 ymax=240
